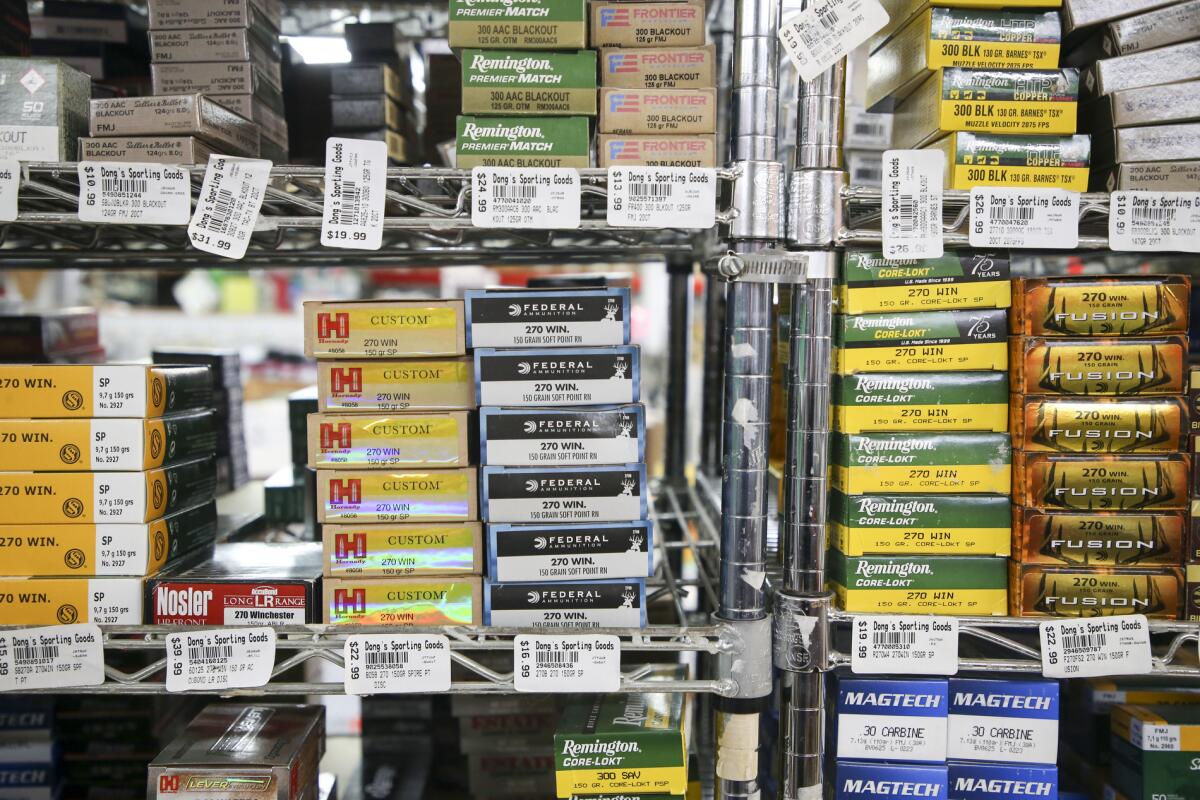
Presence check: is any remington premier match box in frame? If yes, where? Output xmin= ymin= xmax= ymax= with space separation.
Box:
xmin=479 ymin=405 xmax=645 ymax=465
xmin=455 ymin=115 xmax=591 ymax=168
xmin=462 ymin=49 xmax=597 ymax=115
xmin=837 ymin=250 xmax=1011 ymax=315
xmin=448 ymin=0 xmax=587 ymax=50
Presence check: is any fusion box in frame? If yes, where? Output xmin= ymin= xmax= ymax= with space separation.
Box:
xmin=833 ymin=309 xmax=1009 ymax=374
xmin=836 ymin=761 xmax=948 ymax=800
xmin=928 ymin=132 xmax=1091 ymax=192
xmin=830 ymin=432 xmax=1012 ymax=495
xmin=307 ymin=411 xmax=473 ymax=469
xmin=590 ymin=0 xmax=705 ymax=48
xmin=1111 ymin=704 xmax=1200 ymax=800
xmin=829 ymin=551 xmax=1009 ymax=615
xmin=317 ymin=468 xmax=478 ymax=524
xmin=1014 ymin=452 xmax=1190 ymax=512
xmin=304 ymin=299 xmax=466 ymax=358
xmin=316 ymin=358 xmax=475 ymax=412
xmin=1011 ymin=336 xmax=1188 ymax=396
xmin=323 ymin=522 xmax=483 ymax=578
xmin=485 ymin=577 xmax=646 ymax=627
xmin=1010 ymin=275 xmax=1190 ymax=337
xmin=456 ymin=115 xmax=591 ymax=168
xmin=481 ymin=464 xmax=647 ymax=523
xmin=1011 ymin=396 xmax=1188 ymax=454
xmin=832 ymin=371 xmax=1009 ymax=433
xmin=599 ymin=87 xmax=716 ymax=134
xmin=948 ymin=678 xmax=1059 ymax=764
xmin=1009 ymin=564 xmax=1184 ymax=618
xmin=836 ymin=250 xmax=1011 ymax=315
xmin=464 ymin=287 xmax=631 ymax=348
xmin=0 ymin=576 xmax=143 ymax=624
xmin=0 ymin=410 xmax=216 ymax=471
xmin=462 ymin=50 xmax=597 ymax=116
xmin=599 ymin=46 xmax=716 ymax=89
xmin=88 ymin=94 xmax=259 ymax=158
xmin=829 ymin=491 xmax=1011 ymax=556
xmin=947 ymin=762 xmax=1058 ymax=800
xmin=475 ymin=346 xmax=640 ymax=406
xmin=324 ymin=576 xmax=482 ymax=625
xmin=1013 ymin=508 xmax=1186 ymax=567
xmin=598 ymin=134 xmax=718 ymax=166
xmin=835 ymin=678 xmax=949 ymax=762
xmin=0 ymin=364 xmax=212 ymax=419
xmin=0 ymin=59 xmax=90 ymax=162
xmin=479 ymin=405 xmax=645 ymax=465
xmin=448 ymin=0 xmax=587 ymax=50
xmin=488 ymin=521 xmax=653 ymax=582
xmin=77 ymin=136 xmax=216 ymax=165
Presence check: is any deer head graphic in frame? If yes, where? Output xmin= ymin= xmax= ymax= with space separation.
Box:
xmin=618 ymin=417 xmax=632 ymax=438
xmin=627 ymin=532 xmax=644 ymax=552
xmin=620 ymin=586 xmax=635 ymax=608
xmin=612 ymin=360 xmax=628 ymax=380
xmin=603 ymin=299 xmax=619 ymax=321
xmin=620 ymin=475 xmax=636 ymax=496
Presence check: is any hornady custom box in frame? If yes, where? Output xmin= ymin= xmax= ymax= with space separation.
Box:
xmin=0 ymin=365 xmax=212 ymax=419
xmin=480 ymin=405 xmax=645 ymax=465
xmin=1009 ymin=563 xmax=1184 ymax=618
xmin=599 ymin=46 xmax=716 ymax=89
xmin=307 ymin=412 xmax=473 ymax=469
xmin=148 ymin=542 xmax=322 ymax=625
xmin=77 ymin=136 xmax=216 ymax=165
xmin=148 ymin=0 xmax=282 ymax=30
xmin=148 ymin=704 xmax=325 ymax=800
xmin=828 ymin=551 xmax=1008 ymax=615
xmin=830 ymin=432 xmax=1012 ymax=495
xmin=947 ymin=762 xmax=1058 ymax=800
xmin=0 ymin=575 xmax=143 ymax=625
xmin=1015 ymin=452 xmax=1190 ymax=512
xmin=455 ymin=115 xmax=591 ymax=168
xmin=836 ymin=250 xmax=1011 ymax=315
xmin=835 ymin=762 xmax=948 ymax=800
xmin=0 ymin=411 xmax=216 ymax=471
xmin=835 ymin=678 xmax=948 ymax=762
xmin=948 ymin=679 xmax=1059 ymax=764
xmin=1011 ymin=397 xmax=1188 ymax=454
xmin=1011 ymin=336 xmax=1188 ymax=396
xmin=323 ymin=522 xmax=483 ymax=577
xmin=488 ymin=521 xmax=653 ymax=581
xmin=598 ymin=134 xmax=718 ymax=166
xmin=323 ymin=576 xmax=482 ymax=625
xmin=316 ymin=358 xmax=474 ymax=412
xmin=475 ymin=346 xmax=640 ymax=406
xmin=465 ymin=287 xmax=631 ymax=349
xmin=461 ymin=50 xmax=597 ymax=116
xmin=0 ymin=59 xmax=90 ymax=162
xmin=590 ymin=1 xmax=705 ymax=48
xmin=829 ymin=491 xmax=1011 ymax=556
xmin=599 ymin=88 xmax=716 ymax=134
xmin=485 ymin=577 xmax=646 ymax=627
xmin=448 ymin=0 xmax=586 ymax=50
xmin=928 ymin=132 xmax=1091 ymax=192
xmin=832 ymin=372 xmax=1008 ymax=433
xmin=317 ymin=468 xmax=478 ymax=524
xmin=88 ymin=94 xmax=260 ymax=159
xmin=1111 ymin=704 xmax=1200 ymax=800
xmin=1013 ymin=508 xmax=1186 ymax=568
xmin=833 ymin=309 xmax=1009 ymax=375
xmin=1011 ymin=275 xmax=1190 ymax=337
xmin=481 ymin=464 xmax=647 ymax=523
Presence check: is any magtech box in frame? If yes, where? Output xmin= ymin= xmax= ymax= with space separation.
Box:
xmin=1011 ymin=397 xmax=1188 ymax=454
xmin=455 ymin=115 xmax=591 ymax=168
xmin=462 ymin=50 xmax=597 ymax=116
xmin=599 ymin=87 xmax=716 ymax=134
xmin=0 ymin=411 xmax=217 ymax=471
xmin=485 ymin=577 xmax=646 ymax=627
xmin=1009 ymin=563 xmax=1184 ymax=618
xmin=316 ymin=358 xmax=474 ymax=412
xmin=304 ymin=299 xmax=466 ymax=358
xmin=836 ymin=762 xmax=948 ymax=800
xmin=88 ymin=94 xmax=260 ymax=158
xmin=77 ymin=136 xmax=216 ymax=165
xmin=475 ymin=346 xmax=640 ymax=406
xmin=307 ymin=412 xmax=472 ymax=469
xmin=323 ymin=522 xmax=482 ymax=578
xmin=1011 ymin=336 xmax=1188 ymax=396
xmin=929 ymin=132 xmax=1091 ymax=192
xmin=590 ymin=0 xmax=705 ymax=48
xmin=1111 ymin=704 xmax=1200 ymax=800
xmin=481 ymin=464 xmax=647 ymax=523
xmin=598 ymin=133 xmax=718 ymax=166
xmin=837 ymin=250 xmax=1011 ymax=315
xmin=448 ymin=0 xmax=586 ymax=50
xmin=465 ymin=287 xmax=631 ymax=348
xmin=833 ymin=309 xmax=1009 ymax=375
xmin=832 ymin=372 xmax=1009 ymax=433
xmin=317 ymin=468 xmax=478 ymax=524
xmin=0 ymin=364 xmax=212 ymax=419
xmin=324 ymin=576 xmax=482 ymax=625
xmin=1013 ymin=508 xmax=1186 ymax=567
xmin=488 ymin=520 xmax=653 ymax=582
xmin=947 ymin=762 xmax=1058 ymax=800
xmin=829 ymin=491 xmax=1011 ymax=556
xmin=831 ymin=432 xmax=1012 ymax=495
xmin=479 ymin=405 xmax=645 ymax=465
xmin=829 ymin=551 xmax=1009 ymax=615
xmin=948 ymin=678 xmax=1059 ymax=764
xmin=1015 ymin=452 xmax=1190 ymax=512
xmin=599 ymin=46 xmax=716 ymax=89
xmin=1011 ymin=275 xmax=1190 ymax=337
xmin=835 ymin=678 xmax=949 ymax=762
xmin=0 ymin=576 xmax=143 ymax=625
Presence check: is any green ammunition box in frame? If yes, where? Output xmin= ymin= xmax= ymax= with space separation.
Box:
xmin=449 ymin=0 xmax=587 ymax=50
xmin=828 ymin=550 xmax=1008 ymax=615
xmin=833 ymin=308 xmax=1008 ymax=375
xmin=829 ymin=490 xmax=1011 ymax=556
xmin=462 ymin=50 xmax=597 ymax=116
xmin=873 ymin=0 xmax=1064 ymax=53
xmin=830 ymin=431 xmax=1012 ymax=495
xmin=832 ymin=371 xmax=1009 ymax=433
xmin=928 ymin=132 xmax=1091 ymax=192
xmin=1112 ymin=704 xmax=1200 ymax=800
xmin=456 ymin=115 xmax=591 ymax=168
xmin=1012 ymin=396 xmax=1188 ymax=454
xmin=837 ymin=250 xmax=1012 ymax=314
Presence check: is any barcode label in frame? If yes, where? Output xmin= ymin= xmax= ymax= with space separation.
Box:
xmin=515 ymin=634 xmax=621 ymax=692
xmin=778 ymin=0 xmax=889 ymax=82
xmin=852 ymin=616 xmax=958 ymax=675
xmin=1062 ymin=633 xmax=1105 ymax=653
xmin=188 ymin=156 xmax=272 ymax=260
xmin=1040 ymin=615 xmax=1151 ymax=679
xmin=102 ymin=177 xmax=147 ymax=195
xmin=895 ymin=193 xmax=916 ymax=232
xmin=1132 ymin=204 xmax=1175 ymax=224
xmin=882 ymin=150 xmax=944 ymax=259
xmin=989 ymin=204 xmax=1035 ymax=222
xmin=846 ymin=107 xmax=893 ymax=150
xmin=970 ymin=187 xmax=1079 ymax=249
xmin=365 ymin=649 xmax=409 ymax=667
xmin=1110 ymin=191 xmax=1200 ymax=253
xmin=630 ymin=183 xmax=672 ymax=198
xmin=344 ymin=634 xmax=451 ymax=695
xmin=14 ymin=644 xmax=60 ymax=663
xmin=0 ymin=625 xmax=105 ymax=692
xmin=495 ymin=184 xmax=538 ymax=200
xmin=77 ymin=161 xmax=191 ymax=225
xmin=322 ymin=138 xmax=386 ymax=250
xmin=204 ymin=189 xmax=235 ymax=235
xmin=187 ymin=645 xmax=234 ymax=663
xmin=607 ymin=166 xmax=716 ymax=229
xmin=473 ymin=167 xmax=582 ymax=229
xmin=0 ymin=160 xmax=16 ymax=222
xmin=536 ymin=650 xmax=580 ymax=666
xmin=872 ymin=631 xmax=916 ymax=648
xmin=166 ymin=627 xmax=275 ymax=692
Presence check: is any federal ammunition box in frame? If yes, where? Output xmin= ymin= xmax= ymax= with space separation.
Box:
xmin=868 ymin=8 xmax=1061 ymax=109
xmin=598 ymin=134 xmax=718 ymax=166
xmin=928 ymin=132 xmax=1091 ymax=192
xmin=147 ymin=28 xmax=281 ymax=89
xmin=455 ymin=115 xmax=591 ymax=168
xmin=1086 ymin=40 xmax=1200 ymax=99
xmin=77 ymin=136 xmax=216 ymax=165
xmin=324 ymin=576 xmax=482 ymax=625
xmin=317 ymin=468 xmax=478 ymax=524
xmin=331 ymin=63 xmax=401 ymax=100
xmin=837 ymin=250 xmax=1011 ymax=315
xmin=591 ymin=1 xmax=705 ymax=48
xmin=0 ymin=576 xmax=143 ymax=625
xmin=448 ymin=0 xmax=586 ymax=50
xmin=0 ymin=411 xmax=216 ymax=471
xmin=481 ymin=464 xmax=648 ymax=523
xmin=1085 ymin=81 xmax=1200 ymax=131
xmin=462 ymin=50 xmax=597 ymax=116
xmin=947 ymin=763 xmax=1058 ymax=799
xmin=330 ymin=94 xmax=402 ymax=130
xmin=1111 ymin=704 xmax=1200 ymax=800
xmin=948 ymin=678 xmax=1059 ymax=764
xmin=485 ymin=577 xmax=646 ymax=627
xmin=303 ymin=299 xmax=466 ymax=358
xmin=151 ymin=62 xmax=284 ymax=113
xmin=831 ymin=432 xmax=1012 ymax=495
xmin=307 ymin=411 xmax=472 ymax=469
xmin=1011 ymin=275 xmax=1190 ymax=337
xmin=148 ymin=0 xmax=282 ymax=31
xmin=1014 ymin=508 xmax=1186 ymax=567
xmin=835 ymin=762 xmax=948 ymax=800
xmin=465 ymin=287 xmax=631 ymax=348
xmin=599 ymin=46 xmax=716 ymax=89
xmin=599 ymin=87 xmax=716 ymax=134
xmin=894 ymin=68 xmax=1080 ymax=150
xmin=829 ymin=551 xmax=1008 ymax=615
xmin=475 ymin=346 xmax=640 ymax=406
xmin=1010 ymin=563 xmax=1183 ymax=617
xmin=1096 ymin=161 xmax=1200 ymax=192
xmin=833 ymin=308 xmax=1009 ymax=375
xmin=1015 ymin=452 xmax=1189 ymax=511
xmin=0 ymin=59 xmax=90 ymax=162
xmin=323 ymin=522 xmax=483 ymax=577
xmin=830 ymin=491 xmax=1011 ymax=556
xmin=489 ymin=521 xmax=653 ymax=582
xmin=480 ymin=405 xmax=645 ymax=466
xmin=1188 ymin=564 xmax=1198 ymax=620
xmin=1093 ymin=123 xmax=1200 ymax=167
xmin=0 ymin=307 xmax=98 ymax=360
xmin=0 ymin=364 xmax=212 ymax=419
xmin=315 ymin=358 xmax=475 ymax=412
xmin=835 ymin=677 xmax=949 ymax=762
xmin=1012 ymin=397 xmax=1188 ymax=454
xmin=88 ymin=94 xmax=260 ymax=159
xmin=1011 ymin=336 xmax=1188 ymax=396
xmin=832 ymin=371 xmax=1009 ymax=433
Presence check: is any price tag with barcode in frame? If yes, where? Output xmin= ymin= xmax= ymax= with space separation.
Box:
xmin=851 ymin=616 xmax=958 ymax=675
xmin=343 ymin=633 xmax=451 ymax=695
xmin=779 ymin=0 xmax=890 ymax=82
xmin=1109 ymin=191 xmax=1200 ymax=252
xmin=187 ymin=156 xmax=272 ymax=259
xmin=321 ymin=138 xmax=387 ymax=250
xmin=0 ymin=624 xmax=104 ymax=691
xmin=472 ymin=167 xmax=581 ymax=229
xmin=165 ymin=627 xmax=275 ymax=692
xmin=514 ymin=634 xmax=619 ymax=693
xmin=969 ymin=187 xmax=1079 ymax=249
xmin=607 ymin=167 xmax=716 ymax=229
xmin=846 ymin=107 xmax=893 ymax=151
xmin=0 ymin=160 xmax=19 ymax=222
xmin=882 ymin=149 xmax=944 ymax=259
xmin=77 ymin=161 xmax=191 ymax=225
xmin=1039 ymin=615 xmax=1152 ymax=679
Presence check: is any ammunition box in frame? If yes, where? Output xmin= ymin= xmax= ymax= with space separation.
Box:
xmin=324 ymin=576 xmax=482 ymax=625
xmin=829 ymin=490 xmax=1011 ymax=556
xmin=0 ymin=576 xmax=143 ymax=625
xmin=0 ymin=410 xmax=217 ymax=471
xmin=894 ymin=68 xmax=1080 ymax=150
xmin=832 ymin=371 xmax=1009 ymax=433
xmin=928 ymin=132 xmax=1091 ymax=192
xmin=462 ymin=50 xmax=597 ymax=116
xmin=1095 ymin=162 xmax=1200 ymax=192
xmin=0 ymin=307 xmax=98 ymax=362
xmin=323 ymin=522 xmax=483 ymax=577
xmin=835 ymin=762 xmax=948 ymax=800
xmin=480 ymin=464 xmax=648 ymax=523
xmin=147 ymin=28 xmax=281 ymax=89
xmin=479 ymin=405 xmax=645 ymax=466
xmin=464 ymin=287 xmax=631 ymax=348
xmin=1011 ymin=396 xmax=1187 ymax=454
xmin=316 ymin=468 xmax=478 ymax=524
xmin=1188 ymin=564 xmax=1198 ymax=620
xmin=599 ymin=88 xmax=716 ymax=134
xmin=455 ymin=115 xmax=591 ymax=168
xmin=307 ymin=411 xmax=472 ymax=469
xmin=488 ymin=521 xmax=653 ymax=582
xmin=948 ymin=678 xmax=1060 ymax=764
xmin=1014 ymin=508 xmax=1186 ymax=567
xmin=832 ymin=432 xmax=1012 ymax=495
xmin=475 ymin=346 xmax=640 ymax=406
xmin=332 ymin=64 xmax=401 ymax=100
xmin=1011 ymin=336 xmax=1188 ymax=396
xmin=448 ymin=0 xmax=586 ymax=50
xmin=1015 ymin=452 xmax=1189 ymax=511
xmin=77 ymin=136 xmax=216 ymax=165
xmin=598 ymin=133 xmax=718 ymax=166
xmin=303 ymin=299 xmax=466 ymax=358
xmin=0 ymin=59 xmax=91 ymax=163
xmin=1084 ymin=81 xmax=1200 ymax=130
xmin=1101 ymin=1 xmax=1200 ymax=57
xmin=1009 ymin=563 xmax=1183 ymax=618
xmin=1086 ymin=40 xmax=1200 ymax=99
xmin=598 ymin=45 xmax=716 ymax=89
xmin=874 ymin=1 xmax=1064 ymax=52
xmin=316 ymin=358 xmax=475 ymax=412
xmin=590 ymin=1 xmax=706 ymax=48
xmin=330 ymin=94 xmax=401 ymax=130
xmin=833 ymin=308 xmax=1009 ymax=375
xmin=1063 ymin=0 xmax=1176 ymax=33
xmin=485 ymin=577 xmax=646 ymax=627
xmin=88 ymin=94 xmax=260 ymax=159
xmin=829 ymin=551 xmax=1008 ymax=615
xmin=152 ymin=62 xmax=285 ymax=114
xmin=0 ymin=364 xmax=212 ymax=419
xmin=947 ymin=763 xmax=1058 ymax=798
xmin=1111 ymin=704 xmax=1200 ymax=800
xmin=836 ymin=250 xmax=1012 ymax=315
xmin=147 ymin=0 xmax=282 ymax=31
xmin=1093 ymin=123 xmax=1200 ymax=167
xmin=1011 ymin=275 xmax=1190 ymax=337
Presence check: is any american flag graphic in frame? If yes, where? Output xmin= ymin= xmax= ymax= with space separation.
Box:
xmin=609 ymin=94 xmax=638 ymax=112
xmin=607 ymin=53 xmax=639 ymax=73
xmin=609 ymin=141 xmax=640 ymax=161
xmin=600 ymin=7 xmax=630 ymax=26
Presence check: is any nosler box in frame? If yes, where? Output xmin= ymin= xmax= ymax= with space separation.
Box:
xmin=465 ymin=287 xmax=631 ymax=348
xmin=833 ymin=308 xmax=1009 ymax=375
xmin=830 ymin=432 xmax=1012 ymax=495
xmin=88 ymin=94 xmax=259 ymax=158
xmin=1011 ymin=275 xmax=1190 ymax=337
xmin=455 ymin=115 xmax=591 ymax=168
xmin=0 ymin=59 xmax=91 ymax=162
xmin=1011 ymin=336 xmax=1188 ymax=396
xmin=948 ymin=678 xmax=1059 ymax=764
xmin=0 ymin=364 xmax=212 ymax=419
xmin=598 ymin=133 xmax=718 ymax=166
xmin=599 ymin=87 xmax=716 ymax=134
xmin=448 ymin=0 xmax=586 ymax=50
xmin=317 ymin=468 xmax=478 ymax=524
xmin=0 ymin=576 xmax=144 ymax=625
xmin=836 ymin=250 xmax=1011 ymax=315
xmin=485 ymin=577 xmax=646 ymax=627
xmin=599 ymin=45 xmax=716 ymax=89
xmin=480 ymin=464 xmax=648 ymax=523
xmin=1111 ymin=704 xmax=1200 ymax=800
xmin=829 ymin=552 xmax=1008 ymax=615
xmin=304 ymin=299 xmax=466 ymax=358
xmin=1086 ymin=40 xmax=1200 ymax=98
xmin=316 ymin=358 xmax=474 ymax=412
xmin=462 ymin=50 xmax=597 ymax=116
xmin=323 ymin=522 xmax=483 ymax=577
xmin=475 ymin=346 xmax=640 ymax=406
xmin=324 ymin=576 xmax=482 ymax=625
xmin=927 ymin=132 xmax=1091 ymax=192
xmin=1014 ymin=453 xmax=1190 ymax=512
xmin=488 ymin=520 xmax=653 ymax=581
xmin=1013 ymin=508 xmax=1186 ymax=567
xmin=1010 ymin=563 xmax=1183 ymax=618
xmin=832 ymin=371 xmax=1009 ymax=433
xmin=829 ymin=490 xmax=1011 ymax=556
xmin=1011 ymin=396 xmax=1188 ymax=455
xmin=479 ymin=405 xmax=645 ymax=465
xmin=590 ymin=0 xmax=705 ymax=48
xmin=78 ymin=136 xmax=216 ymax=165
xmin=308 ymin=412 xmax=472 ymax=469
xmin=0 ymin=410 xmax=217 ymax=471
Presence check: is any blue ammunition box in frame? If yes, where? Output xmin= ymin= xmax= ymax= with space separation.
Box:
xmin=835 ymin=760 xmax=948 ymax=800
xmin=948 ymin=762 xmax=1057 ymax=800
xmin=465 ymin=288 xmax=631 ymax=348
xmin=836 ymin=678 xmax=949 ymax=763
xmin=948 ymin=678 xmax=1059 ymax=764
xmin=484 ymin=577 xmax=646 ymax=628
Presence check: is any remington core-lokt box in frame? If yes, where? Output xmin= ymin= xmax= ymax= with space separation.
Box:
xmin=0 ymin=576 xmax=144 ymax=625
xmin=829 ymin=551 xmax=1009 ymax=615
xmin=307 ymin=411 xmax=473 ymax=469
xmin=317 ymin=468 xmax=478 ymax=524
xmin=316 ymin=358 xmax=475 ymax=412
xmin=462 ymin=49 xmax=597 ymax=115
xmin=479 ymin=405 xmax=645 ymax=465
xmin=0 ymin=410 xmax=217 ymax=471
xmin=599 ymin=46 xmax=716 ymax=89
xmin=829 ymin=491 xmax=1011 ymax=556
xmin=481 ymin=464 xmax=647 ymax=523
xmin=835 ymin=678 xmax=949 ymax=762
xmin=1011 ymin=275 xmax=1190 ymax=337
xmin=324 ymin=576 xmax=482 ymax=625
xmin=304 ymin=299 xmax=466 ymax=358
xmin=488 ymin=521 xmax=653 ymax=581
xmin=590 ymin=0 xmax=706 ymax=47
xmin=0 ymin=364 xmax=212 ymax=418
xmin=1009 ymin=564 xmax=1184 ymax=617
xmin=948 ymin=678 xmax=1059 ymax=763
xmin=448 ymin=0 xmax=587 ymax=50
xmin=833 ymin=309 xmax=1009 ymax=374
xmin=323 ymin=522 xmax=483 ymax=577
xmin=1011 ymin=336 xmax=1188 ymax=396
xmin=1015 ymin=452 xmax=1190 ymax=511
xmin=485 ymin=577 xmax=646 ymax=627
xmin=475 ymin=346 xmax=640 ymax=406
xmin=1011 ymin=396 xmax=1188 ymax=454
xmin=836 ymin=250 xmax=1011 ymax=315
xmin=831 ymin=432 xmax=1012 ymax=495
xmin=929 ymin=132 xmax=1091 ymax=192
xmin=1013 ymin=508 xmax=1186 ymax=567
xmin=455 ymin=115 xmax=591 ymax=168
xmin=832 ymin=372 xmax=1009 ymax=433
xmin=464 ymin=287 xmax=631 ymax=348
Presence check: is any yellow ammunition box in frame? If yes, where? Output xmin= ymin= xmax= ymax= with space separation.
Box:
xmin=831 ymin=432 xmax=1012 ymax=495
xmin=874 ymin=1 xmax=1064 ymax=54
xmin=324 ymin=576 xmax=482 ymax=625
xmin=833 ymin=372 xmax=1009 ymax=433
xmin=0 ymin=364 xmax=212 ymax=419
xmin=1014 ymin=452 xmax=1189 ymax=512
xmin=1011 ymin=275 xmax=1191 ymax=337
xmin=0 ymin=576 xmax=145 ymax=625
xmin=830 ymin=551 xmax=1009 ymax=615
xmin=1011 ymin=336 xmax=1188 ymax=396
xmin=1011 ymin=396 xmax=1187 ymax=454
xmin=323 ymin=522 xmax=483 ymax=577
xmin=307 ymin=412 xmax=473 ymax=469
xmin=0 ymin=411 xmax=217 ymax=472
xmin=303 ymin=299 xmax=466 ymax=358
xmin=1013 ymin=507 xmax=1186 ymax=567
xmin=834 ymin=308 xmax=1009 ymax=374
xmin=929 ymin=132 xmax=1091 ymax=192
xmin=317 ymin=468 xmax=479 ymax=524
xmin=830 ymin=490 xmax=1011 ymax=556
xmin=1010 ymin=563 xmax=1183 ymax=618
xmin=836 ymin=250 xmax=1012 ymax=315
xmin=316 ymin=358 xmax=475 ymax=412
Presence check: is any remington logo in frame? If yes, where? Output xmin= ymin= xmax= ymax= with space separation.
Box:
xmin=854 ymin=255 xmax=919 ymax=270
xmin=852 ymin=316 xmax=914 ymax=330
xmin=855 ymin=561 xmax=933 ymax=578
xmin=461 ymin=122 xmax=545 ymax=141
xmin=855 ymin=498 xmax=936 ymax=516
xmin=471 ymin=54 xmax=553 ymax=73
xmin=853 ymin=438 xmax=937 ymax=455
xmin=613 ymin=694 xmax=648 ymax=726
xmin=853 ymin=376 xmax=935 ymax=393
xmin=560 ymin=740 xmax=641 ymax=757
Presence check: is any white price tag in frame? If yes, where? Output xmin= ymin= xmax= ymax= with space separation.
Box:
xmin=0 ymin=624 xmax=104 ymax=691
xmin=187 ymin=156 xmax=272 ymax=259
xmin=882 ymin=149 xmax=944 ymax=259
xmin=1040 ymin=614 xmax=1152 ymax=679
xmin=1109 ymin=191 xmax=1200 ymax=252
xmin=321 ymin=137 xmax=387 ymax=250
xmin=77 ymin=161 xmax=191 ymax=225
xmin=472 ymin=167 xmax=581 ymax=229
xmin=0 ymin=160 xmax=19 ymax=222
xmin=851 ymin=616 xmax=958 ymax=675
xmin=607 ymin=167 xmax=716 ymax=229
xmin=514 ymin=634 xmax=619 ymax=693
xmin=969 ymin=187 xmax=1079 ymax=249
xmin=343 ymin=634 xmax=451 ymax=695
xmin=166 ymin=627 xmax=275 ymax=692
xmin=779 ymin=0 xmax=890 ymax=82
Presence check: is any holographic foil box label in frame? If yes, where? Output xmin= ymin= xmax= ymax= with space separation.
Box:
xmin=948 ymin=678 xmax=1059 ymax=763
xmin=1015 ymin=452 xmax=1190 ymax=511
xmin=488 ymin=521 xmax=653 ymax=581
xmin=836 ymin=678 xmax=949 ymax=762
xmin=1012 ymin=396 xmax=1188 ymax=454
xmin=308 ymin=411 xmax=472 ymax=469
xmin=323 ymin=522 xmax=483 ymax=577
xmin=317 ymin=468 xmax=478 ymax=523
xmin=1009 ymin=563 xmax=1184 ymax=618
xmin=303 ymin=299 xmax=466 ymax=358
xmin=1011 ymin=275 xmax=1190 ymax=337
xmin=481 ymin=464 xmax=647 ymax=523
xmin=479 ymin=404 xmax=644 ymax=465
xmin=316 ymin=358 xmax=475 ymax=412
xmin=1013 ymin=508 xmax=1186 ymax=567
xmin=1012 ymin=336 xmax=1187 ymax=396
xmin=325 ymin=577 xmax=482 ymax=625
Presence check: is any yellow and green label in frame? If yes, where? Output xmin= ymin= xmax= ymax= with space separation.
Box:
xmin=462 ymin=49 xmax=597 ymax=115
xmin=837 ymin=250 xmax=1011 ymax=314
xmin=933 ymin=131 xmax=1090 ymax=191
xmin=831 ymin=431 xmax=1012 ymax=494
xmin=829 ymin=550 xmax=1008 ymax=615
xmin=832 ymin=371 xmax=1009 ymax=433
xmin=834 ymin=308 xmax=1008 ymax=374
xmin=456 ymin=115 xmax=591 ymax=167
xmin=829 ymin=490 xmax=1011 ymax=556
xmin=449 ymin=0 xmax=586 ymax=49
